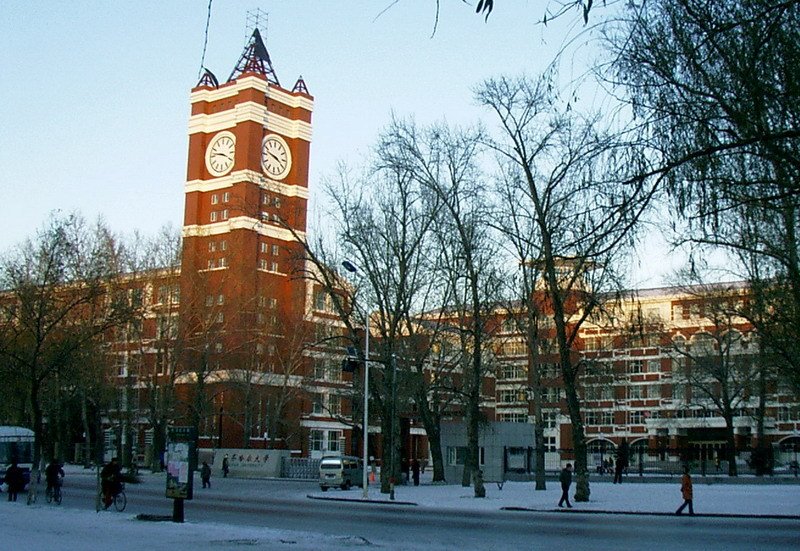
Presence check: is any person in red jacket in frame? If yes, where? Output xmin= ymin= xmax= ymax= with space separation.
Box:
xmin=675 ymin=465 xmax=694 ymax=515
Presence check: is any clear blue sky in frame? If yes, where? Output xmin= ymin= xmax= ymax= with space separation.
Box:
xmin=0 ymin=1 xmax=679 ymax=286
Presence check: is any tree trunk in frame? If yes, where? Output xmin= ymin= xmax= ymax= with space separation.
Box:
xmin=725 ymin=419 xmax=738 ymax=477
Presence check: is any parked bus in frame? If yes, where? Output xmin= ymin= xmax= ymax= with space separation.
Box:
xmin=0 ymin=426 xmax=35 ymax=489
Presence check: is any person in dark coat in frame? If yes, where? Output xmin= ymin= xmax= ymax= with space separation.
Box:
xmin=5 ymin=461 xmax=25 ymax=502
xmin=558 ymin=463 xmax=573 ymax=508
xmin=45 ymin=458 xmax=65 ymax=497
xmin=675 ymin=465 xmax=694 ymax=515
xmin=201 ymin=461 xmax=212 ymax=488
xmin=411 ymin=458 xmax=420 ymax=486
xmin=222 ymin=455 xmax=229 ymax=478
xmin=614 ymin=440 xmax=629 ymax=484
xmin=101 ymin=457 xmax=122 ymax=509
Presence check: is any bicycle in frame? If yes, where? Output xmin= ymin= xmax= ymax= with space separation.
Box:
xmin=100 ymin=482 xmax=126 ymax=512
xmin=45 ymin=482 xmax=62 ymax=505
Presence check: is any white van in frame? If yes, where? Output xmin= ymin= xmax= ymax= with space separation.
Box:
xmin=319 ymin=455 xmax=364 ymax=491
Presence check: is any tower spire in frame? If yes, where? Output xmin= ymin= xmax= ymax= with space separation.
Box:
xmin=228 ymin=28 xmax=280 ymax=85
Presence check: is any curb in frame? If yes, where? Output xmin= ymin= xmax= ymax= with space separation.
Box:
xmin=501 ymin=507 xmax=800 ymax=520
xmin=307 ymin=494 xmax=417 ymax=506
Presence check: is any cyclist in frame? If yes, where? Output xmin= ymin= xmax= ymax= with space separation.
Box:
xmin=100 ymin=457 xmax=122 ymax=509
xmin=45 ymin=458 xmax=64 ymax=500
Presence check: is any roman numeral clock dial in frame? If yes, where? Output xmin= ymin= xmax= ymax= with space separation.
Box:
xmin=205 ymin=131 xmax=236 ymax=177
xmin=261 ymin=134 xmax=292 ymax=180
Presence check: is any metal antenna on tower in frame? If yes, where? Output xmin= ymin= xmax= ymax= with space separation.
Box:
xmin=245 ymin=8 xmax=269 ymax=45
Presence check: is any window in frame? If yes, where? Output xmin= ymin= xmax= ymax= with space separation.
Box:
xmin=585 ymin=411 xmax=614 ymax=426
xmin=313 ymin=358 xmax=327 ymax=380
xmin=628 ymin=411 xmax=645 ymax=425
xmin=223 ymin=191 xmax=230 ymax=203
xmin=158 ymin=285 xmax=170 ymax=304
xmin=220 ymin=240 xmax=227 ymax=251
xmin=542 ymin=436 xmax=557 ymax=452
xmin=210 ymin=211 xmax=218 ymax=222
xmin=205 ymin=295 xmax=213 ymax=307
xmin=208 ymin=242 xmax=217 ymax=252
xmin=583 ymin=385 xmax=613 ymax=401
xmin=269 ymin=298 xmax=278 ymax=309
xmin=542 ymin=409 xmax=559 ymax=429
xmin=259 ymin=259 xmax=268 ymax=270
xmin=217 ymin=294 xmax=224 ymax=305
xmin=503 ymin=341 xmax=527 ymax=356
xmin=221 ymin=209 xmax=229 ymax=220
xmin=272 ymin=244 xmax=279 ymax=256
xmin=270 ymin=261 xmax=279 ymax=272
xmin=541 ymin=387 xmax=561 ymax=402
xmin=500 ymin=364 xmax=526 ymax=380
xmin=648 ymin=359 xmax=661 ymax=373
xmin=628 ymin=360 xmax=644 ymax=374
xmin=273 ymin=196 xmax=281 ymax=208
xmin=219 ymin=257 xmax=227 ymax=268
xmin=207 ymin=259 xmax=215 ymax=269
xmin=498 ymin=412 xmax=527 ymax=423
xmin=328 ymin=394 xmax=341 ymax=416
xmin=447 ymin=447 xmax=484 ymax=466
xmin=310 ymin=429 xmax=324 ymax=452
xmin=261 ymin=242 xmax=268 ymax=253
xmin=215 ymin=343 xmax=223 ymax=353
xmin=262 ymin=193 xmax=270 ymax=205
xmin=215 ymin=312 xmax=224 ymax=323
xmin=211 ymin=194 xmax=219 ymax=205
xmin=327 ymin=430 xmax=343 ymax=453
xmin=645 ymin=383 xmax=661 ymax=399
xmin=312 ymin=394 xmax=324 ymax=415
xmin=498 ymin=389 xmax=526 ymax=403
xmin=628 ymin=385 xmax=643 ymax=399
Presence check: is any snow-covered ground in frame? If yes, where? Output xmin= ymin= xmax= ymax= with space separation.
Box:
xmin=2 ymin=466 xmax=798 ymax=550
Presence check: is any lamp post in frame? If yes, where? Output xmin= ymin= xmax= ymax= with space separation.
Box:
xmin=342 ymin=261 xmax=370 ymax=499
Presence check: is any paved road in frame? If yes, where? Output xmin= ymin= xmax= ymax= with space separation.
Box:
xmin=57 ymin=471 xmax=800 ymax=550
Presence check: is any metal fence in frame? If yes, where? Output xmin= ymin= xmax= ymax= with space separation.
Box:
xmin=535 ymin=447 xmax=795 ymax=477
xmin=281 ymin=457 xmax=320 ymax=479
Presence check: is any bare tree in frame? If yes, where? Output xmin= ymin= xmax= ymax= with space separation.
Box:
xmin=379 ymin=117 xmax=503 ymax=497
xmin=0 ymin=213 xmax=132 ymax=494
xmin=607 ymin=0 xmax=800 ymax=391
xmin=476 ymin=73 xmax=650 ymax=501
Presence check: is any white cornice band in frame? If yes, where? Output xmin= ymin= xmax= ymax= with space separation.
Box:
xmin=191 ymin=76 xmax=314 ymax=112
xmin=182 ymin=217 xmax=306 ymax=242
xmin=184 ymin=169 xmax=309 ymax=199
xmin=189 ymin=102 xmax=312 ymax=141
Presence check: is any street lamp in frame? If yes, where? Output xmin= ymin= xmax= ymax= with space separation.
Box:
xmin=342 ymin=261 xmax=370 ymax=499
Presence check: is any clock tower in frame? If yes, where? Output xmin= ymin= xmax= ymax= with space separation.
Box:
xmin=180 ymin=28 xmax=313 ymax=446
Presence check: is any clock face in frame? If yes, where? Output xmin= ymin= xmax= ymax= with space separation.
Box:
xmin=205 ymin=131 xmax=236 ymax=177
xmin=261 ymin=134 xmax=292 ymax=180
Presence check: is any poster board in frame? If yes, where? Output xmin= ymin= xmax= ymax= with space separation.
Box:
xmin=165 ymin=427 xmax=197 ymax=500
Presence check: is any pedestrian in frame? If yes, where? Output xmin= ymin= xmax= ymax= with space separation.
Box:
xmin=614 ymin=440 xmax=629 ymax=484
xmin=675 ymin=465 xmax=694 ymax=515
xmin=201 ymin=461 xmax=211 ymax=488
xmin=558 ymin=463 xmax=573 ymax=508
xmin=222 ymin=455 xmax=229 ymax=478
xmin=5 ymin=460 xmax=25 ymax=502
xmin=411 ymin=458 xmax=420 ymax=486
